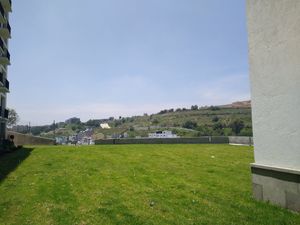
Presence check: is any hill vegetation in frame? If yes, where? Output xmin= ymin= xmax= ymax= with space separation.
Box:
xmin=11 ymin=101 xmax=252 ymax=139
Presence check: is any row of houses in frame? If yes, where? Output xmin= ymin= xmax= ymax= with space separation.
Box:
xmin=55 ymin=128 xmax=94 ymax=145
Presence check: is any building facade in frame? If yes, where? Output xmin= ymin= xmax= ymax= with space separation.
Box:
xmin=148 ymin=131 xmax=178 ymax=139
xmin=0 ymin=0 xmax=11 ymax=141
xmin=247 ymin=0 xmax=300 ymax=212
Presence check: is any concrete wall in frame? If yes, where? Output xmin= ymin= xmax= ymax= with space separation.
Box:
xmin=95 ymin=137 xmax=230 ymax=145
xmin=229 ymin=136 xmax=253 ymax=146
xmin=7 ymin=131 xmax=55 ymax=146
xmin=247 ymin=0 xmax=300 ymax=171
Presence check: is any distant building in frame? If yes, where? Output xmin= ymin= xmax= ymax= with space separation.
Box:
xmin=100 ymin=123 xmax=111 ymax=129
xmin=65 ymin=117 xmax=81 ymax=124
xmin=148 ymin=131 xmax=178 ymax=139
xmin=55 ymin=136 xmax=68 ymax=145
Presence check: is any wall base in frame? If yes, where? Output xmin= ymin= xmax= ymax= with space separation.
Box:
xmin=251 ymin=164 xmax=300 ymax=212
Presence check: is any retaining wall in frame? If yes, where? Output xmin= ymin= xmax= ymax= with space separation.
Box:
xmin=7 ymin=131 xmax=55 ymax=146
xmin=229 ymin=136 xmax=253 ymax=146
xmin=95 ymin=137 xmax=230 ymax=145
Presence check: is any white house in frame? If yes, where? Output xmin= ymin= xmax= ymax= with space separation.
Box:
xmin=148 ymin=131 xmax=178 ymax=139
xmin=100 ymin=123 xmax=111 ymax=129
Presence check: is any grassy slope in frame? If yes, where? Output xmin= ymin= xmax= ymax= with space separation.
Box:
xmin=0 ymin=145 xmax=299 ymax=225
xmin=39 ymin=107 xmax=252 ymax=138
xmin=118 ymin=108 xmax=252 ymax=128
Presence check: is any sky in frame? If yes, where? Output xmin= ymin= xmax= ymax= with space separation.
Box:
xmin=9 ymin=0 xmax=250 ymax=125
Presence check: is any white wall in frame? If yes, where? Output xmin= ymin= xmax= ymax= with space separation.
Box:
xmin=247 ymin=0 xmax=300 ymax=170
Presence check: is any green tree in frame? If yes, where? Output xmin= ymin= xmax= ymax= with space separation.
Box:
xmin=7 ymin=108 xmax=20 ymax=127
xmin=191 ymin=105 xmax=199 ymax=110
xmin=182 ymin=120 xmax=198 ymax=130
xmin=152 ymin=119 xmax=159 ymax=124
xmin=230 ymin=119 xmax=245 ymax=135
xmin=240 ymin=127 xmax=253 ymax=136
xmin=212 ymin=116 xmax=219 ymax=122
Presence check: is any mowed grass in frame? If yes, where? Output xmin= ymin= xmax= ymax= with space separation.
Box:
xmin=0 ymin=145 xmax=299 ymax=225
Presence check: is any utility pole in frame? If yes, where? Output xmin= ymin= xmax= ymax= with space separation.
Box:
xmin=53 ymin=120 xmax=56 ymax=138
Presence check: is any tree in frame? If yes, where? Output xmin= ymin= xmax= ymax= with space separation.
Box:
xmin=212 ymin=116 xmax=219 ymax=122
xmin=191 ymin=105 xmax=199 ymax=110
xmin=152 ymin=119 xmax=159 ymax=124
xmin=213 ymin=122 xmax=223 ymax=130
xmin=7 ymin=108 xmax=19 ymax=127
xmin=230 ymin=119 xmax=245 ymax=135
xmin=182 ymin=120 xmax=198 ymax=130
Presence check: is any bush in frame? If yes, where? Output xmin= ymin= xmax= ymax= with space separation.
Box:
xmin=223 ymin=128 xmax=233 ymax=136
xmin=196 ymin=125 xmax=214 ymax=136
xmin=182 ymin=121 xmax=198 ymax=130
xmin=239 ymin=128 xmax=253 ymax=136
xmin=152 ymin=119 xmax=159 ymax=124
xmin=212 ymin=116 xmax=219 ymax=122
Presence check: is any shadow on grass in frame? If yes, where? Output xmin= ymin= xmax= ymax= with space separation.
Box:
xmin=0 ymin=147 xmax=34 ymax=183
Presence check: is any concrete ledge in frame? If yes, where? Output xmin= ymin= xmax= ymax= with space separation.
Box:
xmin=251 ymin=164 xmax=300 ymax=212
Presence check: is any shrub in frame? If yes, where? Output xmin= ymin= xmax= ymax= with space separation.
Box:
xmin=182 ymin=121 xmax=198 ymax=130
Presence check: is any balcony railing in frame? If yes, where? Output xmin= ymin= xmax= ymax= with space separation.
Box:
xmin=0 ymin=49 xmax=10 ymax=65
xmin=0 ymin=73 xmax=9 ymax=92
xmin=0 ymin=49 xmax=9 ymax=59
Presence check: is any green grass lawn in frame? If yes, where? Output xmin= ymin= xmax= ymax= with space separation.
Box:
xmin=0 ymin=144 xmax=299 ymax=225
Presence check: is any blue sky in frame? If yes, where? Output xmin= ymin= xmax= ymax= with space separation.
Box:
xmin=9 ymin=0 xmax=249 ymax=125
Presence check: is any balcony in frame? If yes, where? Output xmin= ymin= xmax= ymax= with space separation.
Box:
xmin=0 ymin=0 xmax=11 ymax=13
xmin=0 ymin=37 xmax=4 ymax=51
xmin=0 ymin=107 xmax=8 ymax=120
xmin=0 ymin=22 xmax=10 ymax=39
xmin=0 ymin=3 xmax=6 ymax=23
xmin=0 ymin=77 xmax=9 ymax=93
xmin=4 ymin=108 xmax=8 ymax=119
xmin=0 ymin=49 xmax=10 ymax=65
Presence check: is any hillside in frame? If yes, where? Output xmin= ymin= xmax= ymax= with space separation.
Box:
xmin=99 ymin=103 xmax=252 ymax=138
xmin=12 ymin=101 xmax=252 ymax=139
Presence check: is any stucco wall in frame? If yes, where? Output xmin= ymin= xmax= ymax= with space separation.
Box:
xmin=247 ymin=0 xmax=300 ymax=170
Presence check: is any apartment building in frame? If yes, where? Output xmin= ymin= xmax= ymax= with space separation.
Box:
xmin=0 ymin=0 xmax=12 ymax=140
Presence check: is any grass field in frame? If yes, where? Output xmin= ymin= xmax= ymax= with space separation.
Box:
xmin=0 ymin=144 xmax=299 ymax=225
